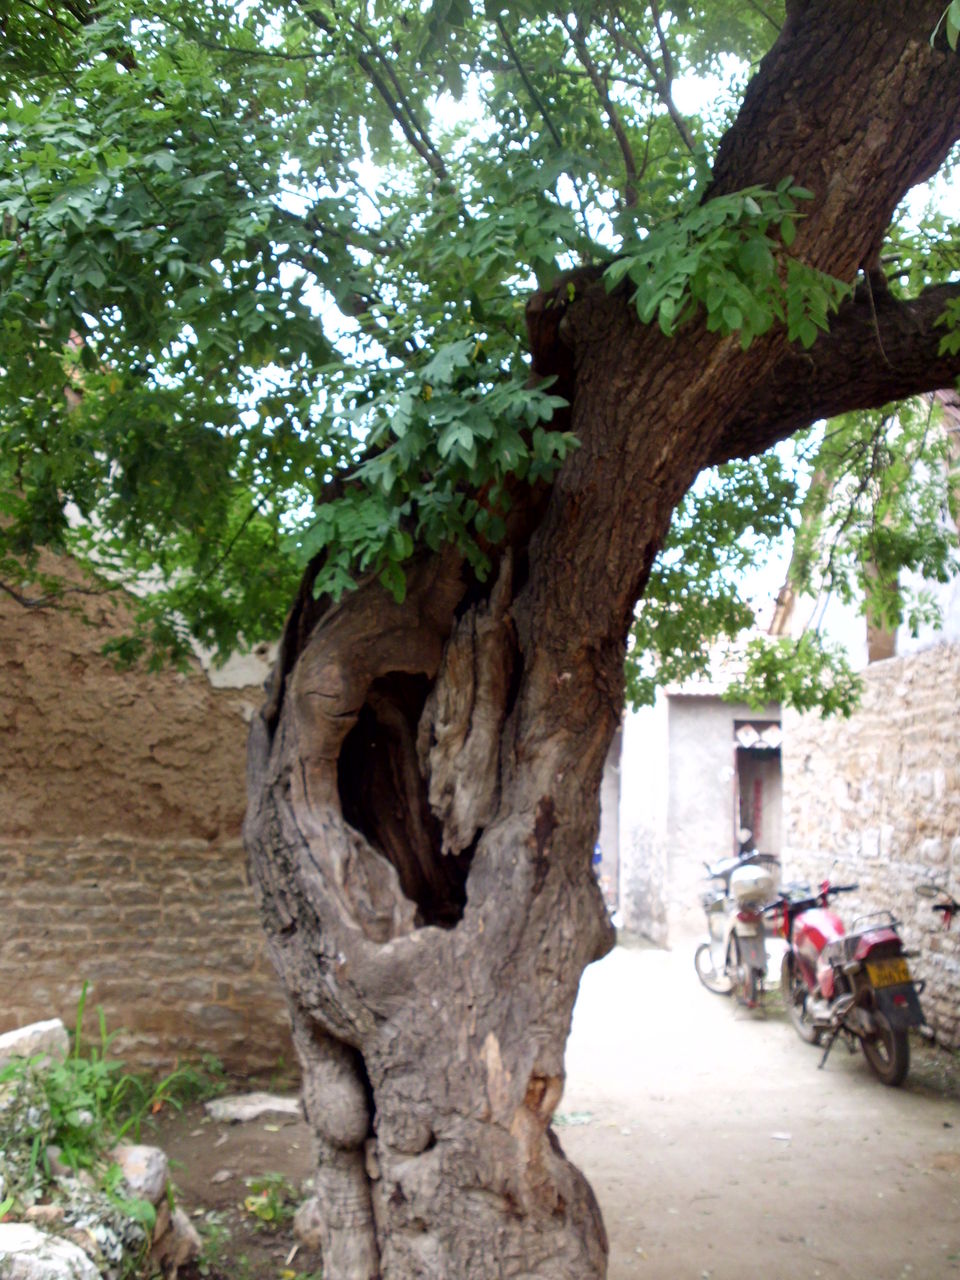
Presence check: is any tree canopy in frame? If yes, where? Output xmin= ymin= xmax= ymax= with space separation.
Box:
xmin=1 ymin=0 xmax=959 ymax=704
xmin=8 ymin=8 xmax=960 ymax=1276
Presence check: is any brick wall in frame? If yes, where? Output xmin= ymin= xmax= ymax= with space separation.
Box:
xmin=0 ymin=566 xmax=293 ymax=1074
xmin=782 ymin=641 xmax=960 ymax=1048
xmin=0 ymin=839 xmax=291 ymax=1075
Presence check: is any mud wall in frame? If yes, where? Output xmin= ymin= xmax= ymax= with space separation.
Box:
xmin=0 ymin=575 xmax=292 ymax=1074
xmin=0 ymin=838 xmax=291 ymax=1075
xmin=782 ymin=642 xmax=960 ymax=1048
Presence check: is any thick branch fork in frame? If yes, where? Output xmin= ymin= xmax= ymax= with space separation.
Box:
xmin=243 ymin=5 xmax=960 ymax=1278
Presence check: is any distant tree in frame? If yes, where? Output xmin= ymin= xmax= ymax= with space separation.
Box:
xmin=3 ymin=3 xmax=960 ymax=1275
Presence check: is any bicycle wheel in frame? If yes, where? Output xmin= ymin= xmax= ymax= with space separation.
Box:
xmin=695 ymin=941 xmax=732 ymax=995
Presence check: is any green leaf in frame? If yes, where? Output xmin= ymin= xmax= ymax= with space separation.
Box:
xmin=738 ymin=237 xmax=775 ymax=278
xmin=379 ymin=559 xmax=407 ymax=603
xmin=0 ymin=0 xmax=954 ymax=715
xmin=420 ymin=340 xmax=475 ymax=385
xmin=437 ymin=420 xmax=475 ymax=459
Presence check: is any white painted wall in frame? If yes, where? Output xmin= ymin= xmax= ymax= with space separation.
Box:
xmin=195 ymin=641 xmax=276 ymax=690
xmin=616 ymin=693 xmax=670 ymax=943
xmin=612 ymin=692 xmax=781 ymax=945
xmin=595 ymin=729 xmax=622 ymax=911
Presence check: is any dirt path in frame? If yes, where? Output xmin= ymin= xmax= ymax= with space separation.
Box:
xmin=157 ymin=941 xmax=960 ymax=1279
xmin=561 ymin=941 xmax=960 ymax=1280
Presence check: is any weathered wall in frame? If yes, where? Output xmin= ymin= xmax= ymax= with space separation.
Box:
xmin=0 ymin=578 xmax=257 ymax=842
xmin=596 ymin=730 xmax=621 ymax=912
xmin=782 ymin=642 xmax=960 ymax=1048
xmin=665 ymin=695 xmax=739 ymax=940
xmin=0 ymin=838 xmax=291 ymax=1075
xmin=0 ymin=571 xmax=292 ymax=1073
xmin=617 ymin=694 xmax=670 ymax=944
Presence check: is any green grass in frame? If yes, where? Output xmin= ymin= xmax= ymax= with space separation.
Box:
xmin=0 ymin=983 xmax=230 ymax=1277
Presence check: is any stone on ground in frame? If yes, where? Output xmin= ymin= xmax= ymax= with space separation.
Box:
xmin=0 ymin=1021 xmax=69 ymax=1071
xmin=203 ymin=1092 xmax=301 ymax=1123
xmin=293 ymin=1195 xmax=324 ymax=1249
xmin=151 ymin=1206 xmax=202 ymax=1277
xmin=0 ymin=1222 xmax=100 ymax=1279
xmin=109 ymin=1144 xmax=169 ymax=1206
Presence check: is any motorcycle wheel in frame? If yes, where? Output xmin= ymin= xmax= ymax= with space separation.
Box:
xmin=781 ymin=952 xmax=820 ymax=1044
xmin=726 ymin=936 xmax=759 ymax=1007
xmin=861 ymin=1011 xmax=910 ymax=1087
xmin=695 ymin=942 xmax=733 ymax=995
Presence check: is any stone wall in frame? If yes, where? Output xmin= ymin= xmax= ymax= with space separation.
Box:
xmin=782 ymin=642 xmax=960 ymax=1048
xmin=0 ymin=838 xmax=291 ymax=1075
xmin=0 ymin=567 xmax=293 ymax=1073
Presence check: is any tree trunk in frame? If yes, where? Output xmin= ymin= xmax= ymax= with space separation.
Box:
xmin=244 ymin=5 xmax=960 ymax=1276
xmin=244 ymin=540 xmax=622 ymax=1278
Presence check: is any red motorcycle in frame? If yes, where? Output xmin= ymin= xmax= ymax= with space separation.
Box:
xmin=775 ymin=881 xmax=924 ymax=1087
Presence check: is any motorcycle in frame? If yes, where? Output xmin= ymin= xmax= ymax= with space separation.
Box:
xmin=694 ymin=850 xmax=780 ymax=1007
xmin=776 ymin=881 xmax=925 ymax=1087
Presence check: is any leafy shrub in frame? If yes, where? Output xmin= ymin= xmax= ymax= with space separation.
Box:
xmin=0 ymin=985 xmax=227 ymax=1277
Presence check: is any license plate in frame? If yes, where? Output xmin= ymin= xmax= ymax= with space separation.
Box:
xmin=866 ymin=958 xmax=912 ymax=987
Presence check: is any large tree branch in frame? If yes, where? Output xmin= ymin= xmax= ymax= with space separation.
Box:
xmin=0 ymin=577 xmax=111 ymax=609
xmin=495 ymin=17 xmax=563 ymax=150
xmin=706 ymin=0 xmax=960 ymax=276
xmin=517 ymin=0 xmax=960 ymax=658
xmin=711 ymin=278 xmax=960 ymax=465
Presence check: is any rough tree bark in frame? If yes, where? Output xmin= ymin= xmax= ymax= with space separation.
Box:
xmin=244 ymin=5 xmax=960 ymax=1276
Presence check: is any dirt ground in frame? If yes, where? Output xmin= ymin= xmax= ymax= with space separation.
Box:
xmin=153 ymin=941 xmax=960 ymax=1280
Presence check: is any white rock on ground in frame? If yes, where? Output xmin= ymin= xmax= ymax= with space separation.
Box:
xmin=43 ymin=1147 xmax=70 ymax=1180
xmin=0 ymin=1021 xmax=69 ymax=1071
xmin=203 ymin=1092 xmax=301 ymax=1123
xmin=0 ymin=1222 xmax=100 ymax=1280
xmin=109 ymin=1144 xmax=169 ymax=1206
